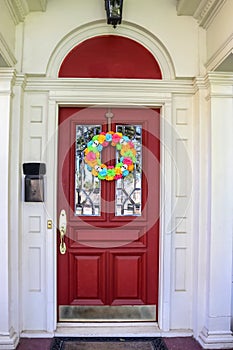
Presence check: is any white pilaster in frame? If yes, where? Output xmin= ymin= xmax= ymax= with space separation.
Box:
xmin=0 ymin=68 xmax=18 ymax=349
xmin=198 ymin=72 xmax=233 ymax=349
xmin=193 ymin=77 xmax=210 ymax=340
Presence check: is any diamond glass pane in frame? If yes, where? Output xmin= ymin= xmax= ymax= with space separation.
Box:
xmin=115 ymin=125 xmax=142 ymax=216
xmin=75 ymin=125 xmax=101 ymax=216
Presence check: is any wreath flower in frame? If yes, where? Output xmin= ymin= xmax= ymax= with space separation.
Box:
xmin=84 ymin=131 xmax=137 ymax=181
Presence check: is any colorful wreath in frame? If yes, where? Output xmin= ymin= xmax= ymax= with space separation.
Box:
xmin=84 ymin=131 xmax=137 ymax=181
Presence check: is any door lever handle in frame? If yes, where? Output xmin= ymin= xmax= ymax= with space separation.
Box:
xmin=59 ymin=209 xmax=67 ymax=254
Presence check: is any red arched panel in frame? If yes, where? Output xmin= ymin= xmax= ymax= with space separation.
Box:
xmin=59 ymin=35 xmax=162 ymax=79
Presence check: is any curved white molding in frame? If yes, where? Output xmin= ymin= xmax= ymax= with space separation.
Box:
xmin=46 ymin=20 xmax=176 ymax=80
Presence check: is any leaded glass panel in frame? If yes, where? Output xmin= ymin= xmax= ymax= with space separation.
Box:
xmin=75 ymin=125 xmax=101 ymax=216
xmin=115 ymin=125 xmax=142 ymax=216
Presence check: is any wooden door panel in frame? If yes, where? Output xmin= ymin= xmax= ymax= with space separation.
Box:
xmin=68 ymin=227 xmax=147 ymax=249
xmin=109 ymin=250 xmax=146 ymax=305
xmin=69 ymin=250 xmax=106 ymax=305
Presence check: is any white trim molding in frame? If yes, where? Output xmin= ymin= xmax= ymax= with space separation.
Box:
xmin=194 ymin=0 xmax=227 ymax=29
xmin=4 ymin=0 xmax=47 ymax=24
xmin=4 ymin=0 xmax=29 ymax=24
xmin=176 ymin=0 xmax=227 ymax=29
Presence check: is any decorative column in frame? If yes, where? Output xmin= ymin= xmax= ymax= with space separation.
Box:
xmin=198 ymin=72 xmax=233 ymax=349
xmin=0 ymin=68 xmax=18 ymax=349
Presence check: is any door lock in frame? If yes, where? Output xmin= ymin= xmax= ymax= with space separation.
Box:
xmin=59 ymin=209 xmax=67 ymax=254
xmin=47 ymin=220 xmax=53 ymax=229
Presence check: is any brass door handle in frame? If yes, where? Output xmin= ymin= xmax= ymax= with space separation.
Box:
xmin=59 ymin=209 xmax=67 ymax=254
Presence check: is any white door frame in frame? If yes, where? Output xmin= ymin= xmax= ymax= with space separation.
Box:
xmin=45 ymin=88 xmax=176 ymax=334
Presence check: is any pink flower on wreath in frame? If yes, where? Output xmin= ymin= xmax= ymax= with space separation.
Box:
xmin=112 ymin=133 xmax=121 ymax=144
xmin=123 ymin=157 xmax=133 ymax=165
xmin=86 ymin=151 xmax=96 ymax=161
xmin=114 ymin=174 xmax=123 ymax=180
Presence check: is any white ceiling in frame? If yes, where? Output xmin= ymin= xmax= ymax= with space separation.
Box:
xmin=176 ymin=0 xmax=202 ymax=16
xmin=26 ymin=0 xmax=47 ymax=11
xmin=215 ymin=53 xmax=233 ymax=72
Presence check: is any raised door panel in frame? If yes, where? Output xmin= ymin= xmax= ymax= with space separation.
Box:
xmin=109 ymin=250 xmax=146 ymax=305
xmin=69 ymin=250 xmax=106 ymax=305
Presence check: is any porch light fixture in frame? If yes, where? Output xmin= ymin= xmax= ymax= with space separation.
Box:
xmin=105 ymin=0 xmax=123 ymax=28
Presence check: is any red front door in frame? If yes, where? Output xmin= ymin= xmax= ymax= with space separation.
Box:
xmin=57 ymin=107 xmax=160 ymax=321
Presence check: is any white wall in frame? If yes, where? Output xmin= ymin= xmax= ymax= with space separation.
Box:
xmin=20 ymin=0 xmax=199 ymax=77
xmin=1 ymin=1 xmax=233 ymax=349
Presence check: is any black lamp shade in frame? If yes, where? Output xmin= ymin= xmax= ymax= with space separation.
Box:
xmin=105 ymin=0 xmax=123 ymax=28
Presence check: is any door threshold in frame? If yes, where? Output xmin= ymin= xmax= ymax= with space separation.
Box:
xmin=20 ymin=327 xmax=193 ymax=339
xmin=56 ymin=321 xmax=161 ymax=337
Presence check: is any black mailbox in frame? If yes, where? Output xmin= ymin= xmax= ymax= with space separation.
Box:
xmin=23 ymin=163 xmax=46 ymax=202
